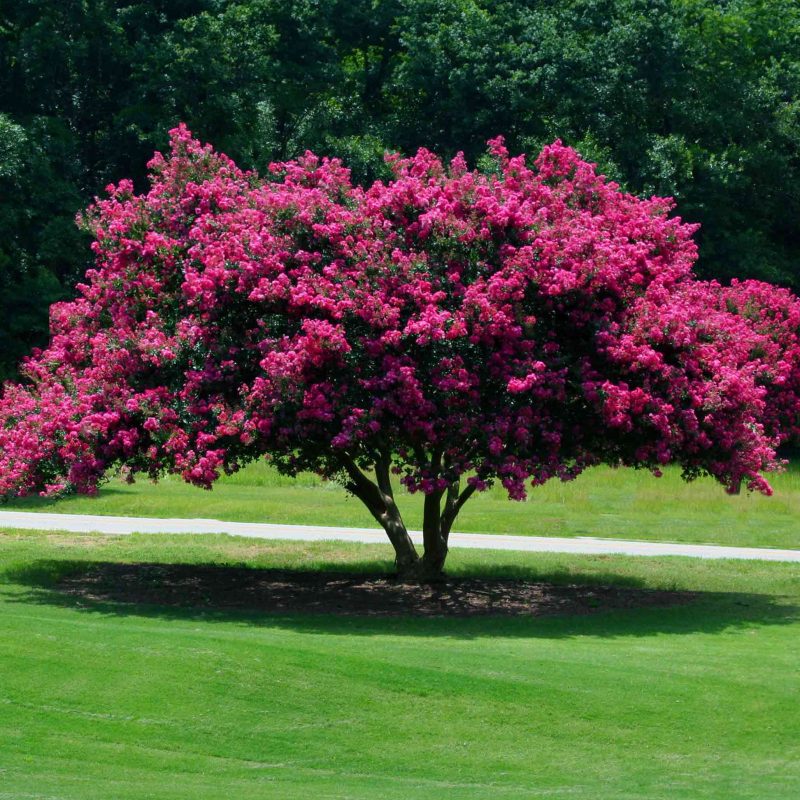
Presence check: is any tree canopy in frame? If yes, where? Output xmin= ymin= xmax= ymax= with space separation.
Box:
xmin=1 ymin=128 xmax=797 ymax=576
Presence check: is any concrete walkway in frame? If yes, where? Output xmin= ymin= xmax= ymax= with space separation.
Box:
xmin=0 ymin=509 xmax=799 ymax=563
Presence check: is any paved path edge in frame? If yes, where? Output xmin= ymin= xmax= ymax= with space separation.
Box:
xmin=0 ymin=510 xmax=798 ymax=563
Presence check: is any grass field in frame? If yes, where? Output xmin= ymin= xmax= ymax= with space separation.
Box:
xmin=0 ymin=530 xmax=797 ymax=799
xmin=6 ymin=460 xmax=800 ymax=549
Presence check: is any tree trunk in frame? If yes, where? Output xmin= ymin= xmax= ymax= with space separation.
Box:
xmin=378 ymin=504 xmax=420 ymax=573
xmin=418 ymin=478 xmax=477 ymax=579
xmin=421 ymin=489 xmax=448 ymax=578
xmin=340 ymin=452 xmax=420 ymax=573
xmin=338 ymin=453 xmax=477 ymax=581
xmin=426 ymin=478 xmax=477 ymax=576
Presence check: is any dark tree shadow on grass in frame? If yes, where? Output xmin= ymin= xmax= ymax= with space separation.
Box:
xmin=3 ymin=558 xmax=798 ymax=640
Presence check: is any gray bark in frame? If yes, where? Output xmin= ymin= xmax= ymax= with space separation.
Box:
xmin=339 ymin=453 xmax=477 ymax=579
xmin=341 ymin=453 xmax=419 ymax=571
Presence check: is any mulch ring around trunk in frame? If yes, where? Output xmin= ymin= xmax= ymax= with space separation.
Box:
xmin=56 ymin=562 xmax=694 ymax=617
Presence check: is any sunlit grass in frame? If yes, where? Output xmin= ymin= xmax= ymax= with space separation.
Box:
xmin=0 ymin=531 xmax=798 ymax=799
xmin=6 ymin=460 xmax=800 ymax=549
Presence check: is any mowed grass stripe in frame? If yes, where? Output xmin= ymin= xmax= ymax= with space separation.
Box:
xmin=5 ymin=461 xmax=800 ymax=549
xmin=0 ymin=532 xmax=798 ymax=798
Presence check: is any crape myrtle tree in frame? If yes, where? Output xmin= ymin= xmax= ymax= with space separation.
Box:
xmin=715 ymin=279 xmax=800 ymax=446
xmin=0 ymin=127 xmax=795 ymax=577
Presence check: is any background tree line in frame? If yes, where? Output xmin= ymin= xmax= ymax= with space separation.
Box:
xmin=1 ymin=0 xmax=799 ymax=378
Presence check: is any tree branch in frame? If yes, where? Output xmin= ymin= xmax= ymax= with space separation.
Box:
xmin=339 ymin=451 xmax=419 ymax=570
xmin=441 ymin=482 xmax=477 ymax=540
xmin=374 ymin=450 xmax=394 ymax=501
xmin=340 ymin=452 xmax=387 ymax=515
xmin=422 ymin=488 xmax=443 ymax=539
xmin=443 ymin=478 xmax=460 ymax=521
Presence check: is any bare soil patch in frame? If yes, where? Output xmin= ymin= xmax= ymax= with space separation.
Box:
xmin=56 ymin=562 xmax=694 ymax=617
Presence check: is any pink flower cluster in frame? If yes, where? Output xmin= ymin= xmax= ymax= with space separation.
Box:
xmin=0 ymin=126 xmax=796 ymax=501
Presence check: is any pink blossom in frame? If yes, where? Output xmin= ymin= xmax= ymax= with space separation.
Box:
xmin=0 ymin=125 xmax=790 ymax=513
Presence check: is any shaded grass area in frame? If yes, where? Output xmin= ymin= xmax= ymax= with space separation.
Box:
xmin=5 ymin=460 xmax=800 ymax=549
xmin=0 ymin=530 xmax=798 ymax=798
xmin=17 ymin=561 xmax=696 ymax=619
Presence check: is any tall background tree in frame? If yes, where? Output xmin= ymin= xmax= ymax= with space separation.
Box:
xmin=1 ymin=0 xmax=799 ymax=377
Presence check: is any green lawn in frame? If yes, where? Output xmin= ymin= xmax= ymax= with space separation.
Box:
xmin=0 ymin=530 xmax=798 ymax=799
xmin=6 ymin=460 xmax=800 ymax=549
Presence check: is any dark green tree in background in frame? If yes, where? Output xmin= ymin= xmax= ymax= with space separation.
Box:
xmin=1 ymin=0 xmax=799 ymax=378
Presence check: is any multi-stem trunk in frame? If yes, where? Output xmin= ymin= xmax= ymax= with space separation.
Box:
xmin=340 ymin=452 xmax=476 ymax=579
xmin=420 ymin=477 xmax=476 ymax=577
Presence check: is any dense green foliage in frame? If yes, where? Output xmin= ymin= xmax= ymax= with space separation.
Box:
xmin=0 ymin=532 xmax=798 ymax=798
xmin=1 ymin=0 xmax=799 ymax=377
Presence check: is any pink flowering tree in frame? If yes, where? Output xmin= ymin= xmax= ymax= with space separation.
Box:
xmin=716 ymin=280 xmax=800 ymax=446
xmin=0 ymin=127 xmax=790 ymax=577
